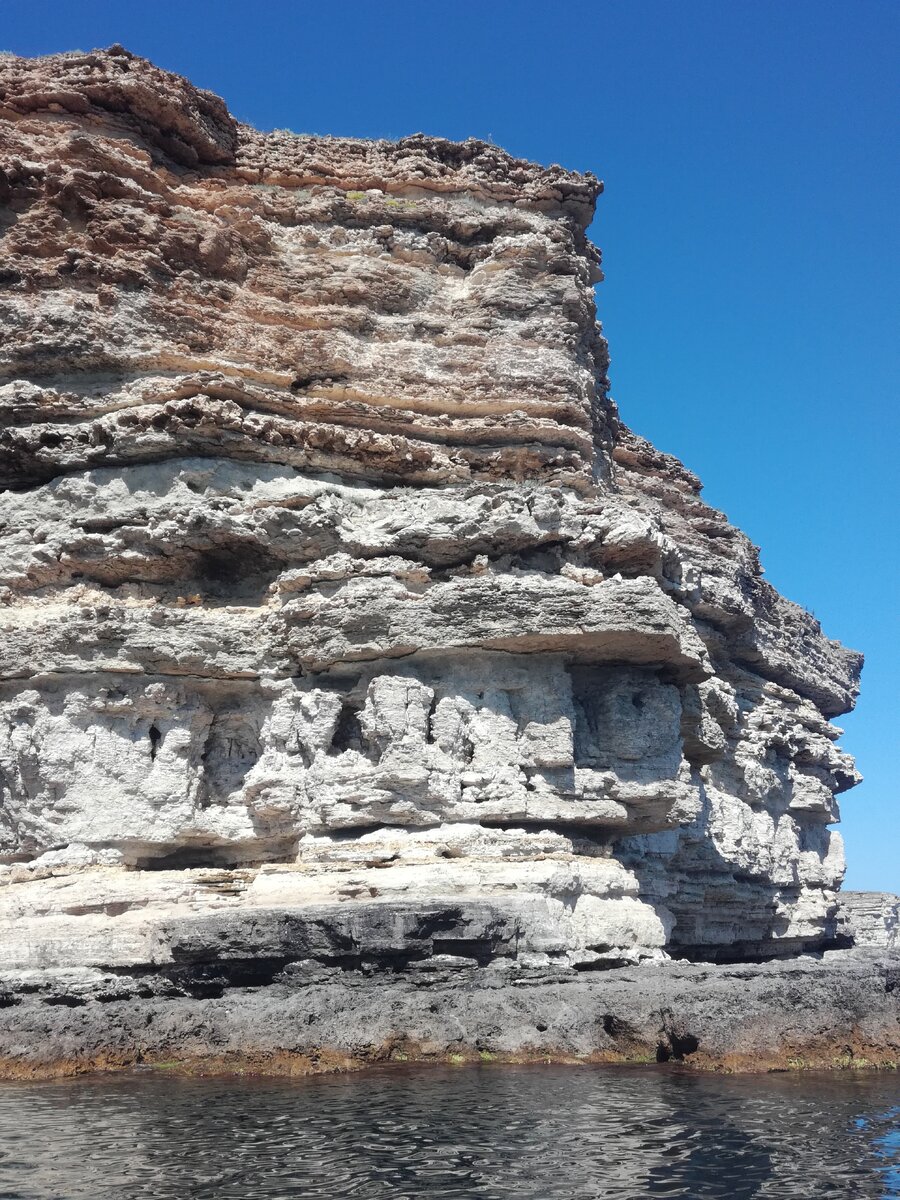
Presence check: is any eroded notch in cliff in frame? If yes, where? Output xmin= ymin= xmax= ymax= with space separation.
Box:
xmin=195 ymin=543 xmax=284 ymax=604
xmin=329 ymin=702 xmax=370 ymax=758
xmin=569 ymin=664 xmax=682 ymax=767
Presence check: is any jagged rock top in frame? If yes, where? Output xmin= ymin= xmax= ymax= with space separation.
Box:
xmin=0 ymin=45 xmax=610 ymax=499
xmin=0 ymin=46 xmax=237 ymax=166
xmin=0 ymin=46 xmax=602 ymax=214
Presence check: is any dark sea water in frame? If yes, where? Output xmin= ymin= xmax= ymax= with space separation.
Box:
xmin=0 ymin=1065 xmax=897 ymax=1199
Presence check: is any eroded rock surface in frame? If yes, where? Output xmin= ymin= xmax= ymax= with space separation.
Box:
xmin=0 ymin=48 xmax=891 ymax=1075
xmin=838 ymin=892 xmax=899 ymax=950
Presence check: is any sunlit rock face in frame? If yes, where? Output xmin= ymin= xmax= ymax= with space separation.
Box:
xmin=837 ymin=892 xmax=899 ymax=950
xmin=0 ymin=46 xmax=864 ymax=977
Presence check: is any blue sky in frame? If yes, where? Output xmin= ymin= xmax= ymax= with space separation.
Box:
xmin=4 ymin=1 xmax=897 ymax=890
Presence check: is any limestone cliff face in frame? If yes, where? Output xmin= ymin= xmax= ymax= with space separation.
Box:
xmin=0 ymin=46 xmax=864 ymax=989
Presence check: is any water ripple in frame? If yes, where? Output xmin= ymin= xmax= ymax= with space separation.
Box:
xmin=0 ymin=1065 xmax=897 ymax=1199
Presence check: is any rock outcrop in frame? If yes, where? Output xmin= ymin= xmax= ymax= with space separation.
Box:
xmin=0 ymin=48 xmax=892 ymax=1076
xmin=838 ymin=892 xmax=899 ymax=950
xmin=3 ymin=949 xmax=899 ymax=1079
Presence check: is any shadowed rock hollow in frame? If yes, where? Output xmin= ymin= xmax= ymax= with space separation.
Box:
xmin=0 ymin=47 xmax=895 ymax=1078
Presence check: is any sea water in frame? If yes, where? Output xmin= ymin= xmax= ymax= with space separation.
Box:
xmin=0 ymin=1064 xmax=897 ymax=1199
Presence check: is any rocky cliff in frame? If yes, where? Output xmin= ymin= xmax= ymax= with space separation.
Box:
xmin=0 ymin=47 xmax=894 ymax=1077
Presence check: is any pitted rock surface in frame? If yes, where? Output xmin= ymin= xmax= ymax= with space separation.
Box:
xmin=837 ymin=892 xmax=899 ymax=950
xmin=0 ymin=48 xmax=892 ymax=1075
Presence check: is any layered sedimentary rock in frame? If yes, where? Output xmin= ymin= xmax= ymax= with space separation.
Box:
xmin=838 ymin=892 xmax=899 ymax=950
xmin=0 ymin=48 xmax=892 ymax=1075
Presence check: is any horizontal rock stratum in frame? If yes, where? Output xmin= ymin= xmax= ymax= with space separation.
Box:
xmin=0 ymin=46 xmax=896 ymax=1077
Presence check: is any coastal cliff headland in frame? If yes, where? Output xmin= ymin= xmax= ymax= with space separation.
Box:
xmin=0 ymin=46 xmax=896 ymax=1078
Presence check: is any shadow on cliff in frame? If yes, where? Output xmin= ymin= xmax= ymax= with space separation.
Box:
xmin=614 ymin=780 xmax=843 ymax=964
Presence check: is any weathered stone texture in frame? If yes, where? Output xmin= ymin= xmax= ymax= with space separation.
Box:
xmin=838 ymin=892 xmax=899 ymax=950
xmin=0 ymin=48 xmax=889 ymax=1074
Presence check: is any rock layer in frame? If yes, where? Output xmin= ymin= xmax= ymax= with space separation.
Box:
xmin=2 ymin=949 xmax=898 ymax=1079
xmin=0 ymin=48 xmax=890 ymax=1075
xmin=838 ymin=892 xmax=899 ymax=950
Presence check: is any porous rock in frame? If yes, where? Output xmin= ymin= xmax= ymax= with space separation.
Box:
xmin=837 ymin=892 xmax=899 ymax=950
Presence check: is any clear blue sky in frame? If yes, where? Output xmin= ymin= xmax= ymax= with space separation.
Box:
xmin=4 ymin=1 xmax=897 ymax=890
